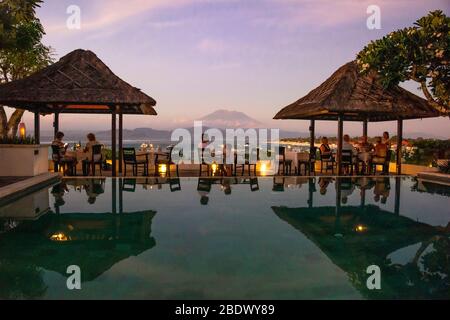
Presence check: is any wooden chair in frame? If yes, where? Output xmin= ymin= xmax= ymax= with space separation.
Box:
xmin=234 ymin=148 xmax=259 ymax=176
xmin=372 ymin=149 xmax=392 ymax=175
xmin=122 ymin=178 xmax=136 ymax=192
xmin=199 ymin=148 xmax=211 ymax=176
xmin=155 ymin=146 xmax=179 ymax=176
xmin=272 ymin=176 xmax=285 ymax=192
xmin=51 ymin=145 xmax=77 ymax=176
xmin=319 ymin=148 xmax=335 ymax=174
xmin=169 ymin=178 xmax=181 ymax=192
xmin=297 ymin=147 xmax=317 ymax=176
xmin=278 ymin=146 xmax=292 ymax=175
xmin=123 ymin=147 xmax=148 ymax=176
xmin=250 ymin=177 xmax=259 ymax=191
xmin=83 ymin=144 xmax=103 ymax=176
xmin=341 ymin=149 xmax=354 ymax=175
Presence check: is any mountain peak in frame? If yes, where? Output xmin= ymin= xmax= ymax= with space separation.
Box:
xmin=199 ymin=109 xmax=265 ymax=128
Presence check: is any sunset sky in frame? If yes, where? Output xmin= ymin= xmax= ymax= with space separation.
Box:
xmin=8 ymin=0 xmax=450 ymax=137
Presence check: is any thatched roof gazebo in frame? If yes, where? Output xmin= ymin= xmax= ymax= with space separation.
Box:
xmin=274 ymin=61 xmax=440 ymax=174
xmin=0 ymin=49 xmax=158 ymax=176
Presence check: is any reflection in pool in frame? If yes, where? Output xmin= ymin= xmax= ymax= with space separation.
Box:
xmin=0 ymin=177 xmax=449 ymax=299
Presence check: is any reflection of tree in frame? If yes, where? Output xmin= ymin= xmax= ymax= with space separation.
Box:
xmin=420 ymin=237 xmax=450 ymax=290
xmin=0 ymin=209 xmax=157 ymax=298
xmin=0 ymin=262 xmax=47 ymax=299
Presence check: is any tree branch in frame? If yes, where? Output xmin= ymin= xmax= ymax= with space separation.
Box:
xmin=7 ymin=109 xmax=25 ymax=137
xmin=409 ymin=67 xmax=449 ymax=115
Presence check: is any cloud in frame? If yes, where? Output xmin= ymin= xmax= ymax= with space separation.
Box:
xmin=197 ymin=38 xmax=228 ymax=54
xmin=253 ymin=0 xmax=436 ymax=29
xmin=44 ymin=0 xmax=197 ymax=35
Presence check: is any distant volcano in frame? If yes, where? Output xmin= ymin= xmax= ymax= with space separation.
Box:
xmin=198 ymin=109 xmax=265 ymax=128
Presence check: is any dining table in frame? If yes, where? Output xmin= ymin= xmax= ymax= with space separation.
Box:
xmin=136 ymin=149 xmax=171 ymax=176
xmin=285 ymin=150 xmax=310 ymax=174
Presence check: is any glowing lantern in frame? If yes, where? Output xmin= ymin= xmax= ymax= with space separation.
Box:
xmin=18 ymin=122 xmax=26 ymax=139
xmin=50 ymin=232 xmax=68 ymax=242
xmin=355 ymin=224 xmax=367 ymax=233
xmin=159 ymin=164 xmax=167 ymax=175
xmin=211 ymin=163 xmax=218 ymax=175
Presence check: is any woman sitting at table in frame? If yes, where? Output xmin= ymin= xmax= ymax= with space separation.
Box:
xmin=319 ymin=137 xmax=333 ymax=160
xmin=83 ymin=133 xmax=101 ymax=157
xmin=82 ymin=133 xmax=102 ymax=175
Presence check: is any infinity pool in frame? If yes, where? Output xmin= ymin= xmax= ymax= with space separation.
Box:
xmin=0 ymin=176 xmax=449 ymax=299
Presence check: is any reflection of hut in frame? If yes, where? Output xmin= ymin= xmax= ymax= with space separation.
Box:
xmin=0 ymin=210 xmax=156 ymax=283
xmin=272 ymin=205 xmax=450 ymax=299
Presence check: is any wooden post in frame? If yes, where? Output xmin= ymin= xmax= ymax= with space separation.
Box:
xmin=309 ymin=119 xmax=315 ymax=150
xmin=337 ymin=114 xmax=344 ymax=175
xmin=394 ymin=176 xmax=401 ymax=215
xmin=396 ymin=119 xmax=403 ymax=175
xmin=119 ymin=178 xmax=123 ymax=214
xmin=309 ymin=119 xmax=315 ymax=174
xmin=34 ymin=112 xmax=40 ymax=144
xmin=112 ymin=177 xmax=117 ymax=214
xmin=363 ymin=118 xmax=368 ymax=137
xmin=118 ymin=112 xmax=123 ymax=175
xmin=53 ymin=112 xmax=59 ymax=138
xmin=111 ymin=110 xmax=117 ymax=177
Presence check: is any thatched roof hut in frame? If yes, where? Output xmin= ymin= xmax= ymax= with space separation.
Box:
xmin=0 ymin=49 xmax=158 ymax=176
xmin=0 ymin=49 xmax=157 ymax=115
xmin=273 ymin=61 xmax=439 ymax=122
xmin=273 ymin=61 xmax=441 ymax=174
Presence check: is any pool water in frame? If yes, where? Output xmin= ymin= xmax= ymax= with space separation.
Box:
xmin=0 ymin=176 xmax=449 ymax=299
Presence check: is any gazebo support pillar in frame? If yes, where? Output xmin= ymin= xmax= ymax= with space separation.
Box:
xmin=119 ymin=112 xmax=123 ymax=175
xmin=309 ymin=119 xmax=315 ymax=174
xmin=34 ymin=112 xmax=40 ymax=144
xmin=396 ymin=119 xmax=403 ymax=175
xmin=337 ymin=114 xmax=343 ymax=175
xmin=363 ymin=118 xmax=368 ymax=137
xmin=111 ymin=110 xmax=117 ymax=177
xmin=53 ymin=112 xmax=59 ymax=138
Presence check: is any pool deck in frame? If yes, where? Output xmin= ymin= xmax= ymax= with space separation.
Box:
xmin=0 ymin=172 xmax=60 ymax=206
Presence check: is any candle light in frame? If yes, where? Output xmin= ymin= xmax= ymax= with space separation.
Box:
xmin=18 ymin=122 xmax=26 ymax=139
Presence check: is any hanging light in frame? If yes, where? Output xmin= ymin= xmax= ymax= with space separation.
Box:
xmin=18 ymin=122 xmax=26 ymax=139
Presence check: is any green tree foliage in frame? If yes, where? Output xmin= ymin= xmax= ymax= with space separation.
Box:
xmin=357 ymin=10 xmax=450 ymax=115
xmin=0 ymin=0 xmax=53 ymax=138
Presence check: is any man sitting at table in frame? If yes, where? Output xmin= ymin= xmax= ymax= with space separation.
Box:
xmin=52 ymin=131 xmax=75 ymax=160
xmin=342 ymin=134 xmax=357 ymax=155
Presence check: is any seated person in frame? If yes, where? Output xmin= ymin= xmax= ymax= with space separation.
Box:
xmin=342 ymin=134 xmax=357 ymax=157
xmin=52 ymin=131 xmax=75 ymax=161
xmin=319 ymin=137 xmax=333 ymax=160
xmin=357 ymin=135 xmax=374 ymax=164
xmin=372 ymin=137 xmax=387 ymax=164
xmin=357 ymin=135 xmax=374 ymax=153
xmin=83 ymin=133 xmax=102 ymax=161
